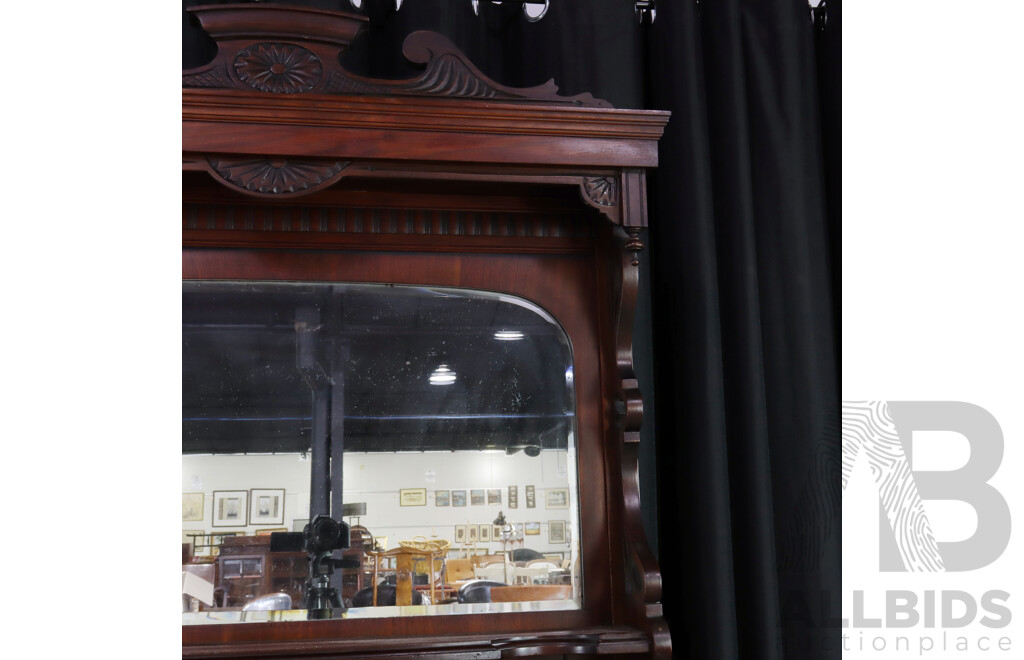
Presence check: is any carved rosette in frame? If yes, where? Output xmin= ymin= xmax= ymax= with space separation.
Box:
xmin=233 ymin=43 xmax=323 ymax=94
xmin=207 ymin=158 xmax=350 ymax=196
xmin=584 ymin=177 xmax=618 ymax=207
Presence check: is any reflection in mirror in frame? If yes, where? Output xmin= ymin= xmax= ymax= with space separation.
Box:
xmin=182 ymin=281 xmax=581 ymax=623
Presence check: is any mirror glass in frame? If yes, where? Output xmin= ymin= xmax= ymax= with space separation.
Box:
xmin=182 ymin=281 xmax=581 ymax=623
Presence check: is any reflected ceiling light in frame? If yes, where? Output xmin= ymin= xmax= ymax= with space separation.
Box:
xmin=429 ymin=364 xmax=457 ymax=385
xmin=494 ymin=330 xmax=524 ymax=341
xmin=565 ymin=366 xmax=574 ymax=383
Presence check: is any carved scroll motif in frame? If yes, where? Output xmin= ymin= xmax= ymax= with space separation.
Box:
xmin=183 ymin=5 xmax=611 ymax=107
xmin=206 ymin=158 xmax=350 ymax=197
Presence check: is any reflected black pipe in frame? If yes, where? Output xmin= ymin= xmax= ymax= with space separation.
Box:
xmin=309 ymin=387 xmax=330 ymax=520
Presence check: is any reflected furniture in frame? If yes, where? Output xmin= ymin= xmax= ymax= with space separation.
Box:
xmin=511 ymin=560 xmax=562 ymax=585
xmin=339 ymin=526 xmax=369 ymax=603
xmin=217 ymin=536 xmax=306 ymax=609
xmin=182 ymin=3 xmax=669 ymax=657
xmin=457 ymin=580 xmax=512 ymax=605
xmin=444 ymin=558 xmax=475 ymax=583
xmin=182 ymin=564 xmax=216 ymax=612
xmin=365 ymin=546 xmax=446 ymax=606
xmin=474 ymin=562 xmax=509 ymax=582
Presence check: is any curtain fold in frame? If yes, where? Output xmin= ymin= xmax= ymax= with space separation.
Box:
xmin=647 ymin=1 xmax=840 ymax=659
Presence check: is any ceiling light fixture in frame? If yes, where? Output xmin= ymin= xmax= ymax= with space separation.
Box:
xmin=493 ymin=330 xmax=524 ymax=341
xmin=429 ymin=364 xmax=457 ymax=385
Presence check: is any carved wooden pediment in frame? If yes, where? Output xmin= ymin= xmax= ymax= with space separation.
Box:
xmin=183 ymin=3 xmax=610 ymax=107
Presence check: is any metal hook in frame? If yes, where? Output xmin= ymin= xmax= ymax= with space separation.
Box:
xmin=349 ymin=0 xmax=403 ymax=10
xmin=635 ymin=0 xmax=656 ymax=24
xmin=523 ymin=0 xmax=549 ymax=22
xmin=472 ymin=1 xmax=550 ymax=22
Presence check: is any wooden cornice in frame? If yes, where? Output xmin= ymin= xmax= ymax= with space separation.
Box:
xmin=183 ymin=89 xmax=668 ymax=168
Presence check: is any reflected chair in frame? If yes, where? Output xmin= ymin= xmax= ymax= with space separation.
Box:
xmin=510 ymin=562 xmax=557 ymax=585
xmin=474 ymin=554 xmax=506 ymax=567
xmin=473 ymin=561 xmax=509 ymax=582
xmin=456 ymin=579 xmax=509 ymax=604
xmin=445 ymin=558 xmax=475 ymax=582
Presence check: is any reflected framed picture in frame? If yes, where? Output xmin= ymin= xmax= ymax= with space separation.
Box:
xmin=399 ymin=488 xmax=427 ymax=506
xmin=487 ymin=489 xmax=501 ymax=505
xmin=182 ymin=492 xmax=205 ymax=522
xmin=292 ymin=518 xmax=309 ymax=532
xmin=508 ymin=485 xmax=518 ymax=509
xmin=256 ymin=527 xmax=288 ymax=536
xmin=455 ymin=525 xmax=467 ymax=543
xmin=492 ymin=524 xmax=503 ymax=539
xmin=524 ymin=522 xmax=541 ymax=536
xmin=525 ymin=485 xmax=536 ymax=509
xmin=209 ymin=531 xmax=241 ymax=556
xmin=467 ymin=524 xmax=479 ymax=542
xmin=549 ymin=520 xmax=566 ymax=544
xmin=452 ymin=490 xmax=467 ymax=507
xmin=545 ymin=488 xmax=569 ymax=509
xmin=470 ymin=489 xmax=485 ymax=505
xmin=249 ymin=488 xmax=285 ymax=525
xmin=435 ymin=490 xmax=450 ymax=506
xmin=182 ymin=530 xmax=205 ymax=552
xmin=212 ymin=490 xmax=248 ymax=527
xmin=479 ymin=524 xmax=491 ymax=542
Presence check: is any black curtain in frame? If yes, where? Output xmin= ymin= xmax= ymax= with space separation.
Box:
xmin=646 ymin=1 xmax=840 ymax=659
xmin=182 ymin=2 xmax=841 ymax=658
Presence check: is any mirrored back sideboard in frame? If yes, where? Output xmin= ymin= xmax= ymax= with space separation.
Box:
xmin=182 ymin=5 xmax=670 ymax=657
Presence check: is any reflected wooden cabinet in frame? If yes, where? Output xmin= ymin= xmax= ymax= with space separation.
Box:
xmin=217 ymin=536 xmax=307 ymax=608
xmin=182 ymin=4 xmax=670 ymax=658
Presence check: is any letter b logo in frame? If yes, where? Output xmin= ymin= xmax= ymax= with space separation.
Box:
xmin=842 ymin=401 xmax=1011 ymax=572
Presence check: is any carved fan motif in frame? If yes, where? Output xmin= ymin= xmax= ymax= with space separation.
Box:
xmin=207 ymin=158 xmax=349 ymax=196
xmin=584 ymin=177 xmax=618 ymax=207
xmin=233 ymin=43 xmax=323 ymax=94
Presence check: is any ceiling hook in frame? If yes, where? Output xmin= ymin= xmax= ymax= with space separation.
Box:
xmin=523 ymin=0 xmax=549 ymax=22
xmin=348 ymin=0 xmax=402 ymax=11
xmin=635 ymin=0 xmax=656 ymax=24
xmin=474 ymin=1 xmax=550 ymax=22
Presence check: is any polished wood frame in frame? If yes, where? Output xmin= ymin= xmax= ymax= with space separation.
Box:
xmin=182 ymin=4 xmax=669 ymax=657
